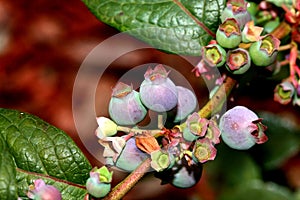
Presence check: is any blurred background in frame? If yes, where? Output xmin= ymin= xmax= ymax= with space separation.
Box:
xmin=0 ymin=0 xmax=299 ymax=199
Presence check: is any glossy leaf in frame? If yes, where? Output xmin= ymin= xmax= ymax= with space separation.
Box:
xmin=206 ymin=143 xmax=261 ymax=187
xmin=0 ymin=135 xmax=18 ymax=200
xmin=82 ymin=0 xmax=226 ymax=55
xmin=256 ymin=112 xmax=300 ymax=169
xmin=16 ymin=169 xmax=88 ymax=199
xmin=0 ymin=108 xmax=92 ymax=199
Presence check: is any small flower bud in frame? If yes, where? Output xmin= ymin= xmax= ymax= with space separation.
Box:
xmin=86 ymin=166 xmax=113 ymax=198
xmin=249 ymin=34 xmax=280 ymax=67
xmin=205 ymin=119 xmax=221 ymax=144
xmin=216 ymin=18 xmax=242 ymax=49
xmin=274 ymin=80 xmax=295 ymax=105
xmin=226 ymin=48 xmax=251 ymax=74
xmin=201 ymin=44 xmax=226 ymax=67
xmin=183 ymin=113 xmax=209 ymax=142
xmin=193 ymin=138 xmax=217 ymax=163
xmin=95 ymin=117 xmax=118 ymax=139
xmin=150 ymin=150 xmax=175 ymax=172
xmin=27 ymin=179 xmax=62 ymax=200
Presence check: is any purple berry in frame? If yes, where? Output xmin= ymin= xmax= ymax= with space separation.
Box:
xmin=116 ymin=138 xmax=148 ymax=172
xmin=174 ymin=86 xmax=197 ymax=122
xmin=27 ymin=179 xmax=62 ymax=200
xmin=139 ymin=65 xmax=178 ymax=112
xmin=109 ymin=82 xmax=147 ymax=125
xmin=219 ymin=106 xmax=268 ymax=150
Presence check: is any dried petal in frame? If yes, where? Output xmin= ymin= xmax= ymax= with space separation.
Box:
xmin=135 ymin=132 xmax=160 ymax=154
xmin=205 ymin=120 xmax=221 ymax=144
xmin=242 ymin=21 xmax=264 ymax=43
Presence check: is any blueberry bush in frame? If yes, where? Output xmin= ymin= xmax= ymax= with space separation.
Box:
xmin=1 ymin=0 xmax=300 ymax=199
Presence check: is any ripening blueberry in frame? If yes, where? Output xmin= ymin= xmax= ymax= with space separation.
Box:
xmin=219 ymin=106 xmax=268 ymax=150
xmin=27 ymin=179 xmax=62 ymax=200
xmin=116 ymin=138 xmax=149 ymax=172
xmin=139 ymin=65 xmax=178 ymax=112
xmin=174 ymin=86 xmax=197 ymax=122
xmin=86 ymin=166 xmax=113 ymax=198
xmin=109 ymin=82 xmax=147 ymax=126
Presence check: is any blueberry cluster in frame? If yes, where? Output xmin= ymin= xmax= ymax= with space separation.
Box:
xmin=96 ymin=64 xmax=221 ymax=188
xmin=201 ymin=0 xmax=280 ymax=75
xmin=109 ymin=64 xmax=197 ymax=124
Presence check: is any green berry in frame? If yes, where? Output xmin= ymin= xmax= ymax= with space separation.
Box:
xmin=201 ymin=44 xmax=226 ymax=67
xmin=226 ymin=48 xmax=251 ymax=74
xmin=249 ymin=34 xmax=280 ymax=67
xmin=216 ymin=18 xmax=242 ymax=49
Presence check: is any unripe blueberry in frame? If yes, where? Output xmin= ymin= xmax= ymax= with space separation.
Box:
xmin=109 ymin=82 xmax=147 ymax=125
xmin=86 ymin=166 xmax=113 ymax=198
xmin=174 ymin=86 xmax=197 ymax=122
xmin=116 ymin=138 xmax=148 ymax=172
xmin=249 ymin=34 xmax=280 ymax=67
xmin=220 ymin=0 xmax=251 ymax=29
xmin=140 ymin=65 xmax=178 ymax=112
xmin=226 ymin=48 xmax=251 ymax=74
xmin=274 ymin=80 xmax=295 ymax=105
xmin=216 ymin=18 xmax=242 ymax=49
xmin=201 ymin=44 xmax=226 ymax=67
xmin=27 ymin=179 xmax=62 ymax=200
xmin=219 ymin=106 xmax=268 ymax=150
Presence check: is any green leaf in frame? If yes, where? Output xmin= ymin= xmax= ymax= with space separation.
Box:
xmin=16 ymin=169 xmax=87 ymax=199
xmin=82 ymin=0 xmax=226 ymax=55
xmin=0 ymin=134 xmax=18 ymax=200
xmin=219 ymin=180 xmax=294 ymax=200
xmin=0 ymin=108 xmax=92 ymax=199
xmin=256 ymin=112 xmax=300 ymax=169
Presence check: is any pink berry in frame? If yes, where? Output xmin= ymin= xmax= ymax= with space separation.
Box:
xmin=219 ymin=106 xmax=268 ymax=150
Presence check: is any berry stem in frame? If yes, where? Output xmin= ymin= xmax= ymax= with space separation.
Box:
xmin=158 ymin=115 xmax=164 ymax=129
xmin=102 ymin=158 xmax=151 ymax=200
xmin=198 ymin=76 xmax=236 ymax=118
xmin=278 ymin=43 xmax=293 ymax=51
xmin=116 ymin=126 xmax=161 ymax=135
